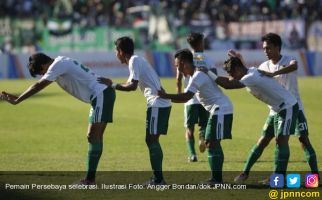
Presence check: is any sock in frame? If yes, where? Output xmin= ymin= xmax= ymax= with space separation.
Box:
xmin=243 ymin=145 xmax=264 ymax=175
xmin=86 ymin=142 xmax=103 ymax=180
xmin=148 ymin=143 xmax=163 ymax=182
xmin=303 ymin=144 xmax=319 ymax=174
xmin=274 ymin=144 xmax=290 ymax=175
xmin=208 ymin=144 xmax=224 ymax=182
xmin=186 ymin=139 xmax=196 ymax=156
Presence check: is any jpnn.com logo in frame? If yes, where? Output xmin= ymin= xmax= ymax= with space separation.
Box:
xmin=270 ymin=174 xmax=284 ymax=188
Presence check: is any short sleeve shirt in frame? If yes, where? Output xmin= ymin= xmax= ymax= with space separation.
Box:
xmin=240 ymin=67 xmax=297 ymax=112
xmin=128 ymin=55 xmax=171 ymax=107
xmin=41 ymin=56 xmax=106 ymax=103
xmin=186 ymin=71 xmax=233 ymax=115
xmin=184 ymin=52 xmax=213 ymax=105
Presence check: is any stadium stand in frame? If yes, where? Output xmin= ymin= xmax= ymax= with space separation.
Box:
xmin=1 ymin=0 xmax=322 ymax=54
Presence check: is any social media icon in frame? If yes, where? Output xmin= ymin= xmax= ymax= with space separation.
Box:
xmin=270 ymin=174 xmax=284 ymax=188
xmin=305 ymin=174 xmax=319 ymax=188
xmin=287 ymin=174 xmax=301 ymax=188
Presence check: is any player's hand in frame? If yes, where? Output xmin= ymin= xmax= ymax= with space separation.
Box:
xmin=97 ymin=77 xmax=112 ymax=86
xmin=158 ymin=88 xmax=167 ymax=98
xmin=228 ymin=49 xmax=242 ymax=59
xmin=258 ymin=69 xmax=275 ymax=77
xmin=228 ymin=49 xmax=247 ymax=66
xmin=196 ymin=67 xmax=208 ymax=74
xmin=0 ymin=92 xmax=19 ymax=105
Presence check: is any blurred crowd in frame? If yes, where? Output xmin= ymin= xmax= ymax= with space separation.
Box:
xmin=1 ymin=0 xmax=321 ymax=53
xmin=1 ymin=0 xmax=322 ymax=25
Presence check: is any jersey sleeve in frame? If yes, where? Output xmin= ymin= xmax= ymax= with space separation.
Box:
xmin=258 ymin=61 xmax=268 ymax=70
xmin=185 ymin=72 xmax=206 ymax=94
xmin=240 ymin=68 xmax=258 ymax=86
xmin=41 ymin=61 xmax=67 ymax=81
xmin=128 ymin=57 xmax=140 ymax=82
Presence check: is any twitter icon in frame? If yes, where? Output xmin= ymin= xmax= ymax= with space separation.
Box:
xmin=287 ymin=174 xmax=301 ymax=188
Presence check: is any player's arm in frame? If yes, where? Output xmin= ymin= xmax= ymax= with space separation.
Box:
xmin=272 ymin=60 xmax=298 ymax=76
xmin=113 ymin=80 xmax=138 ymax=92
xmin=259 ymin=60 xmax=298 ymax=77
xmin=158 ymin=89 xmax=194 ymax=103
xmin=205 ymin=70 xmax=245 ymax=89
xmin=112 ymin=58 xmax=140 ymax=92
xmin=97 ymin=77 xmax=138 ymax=92
xmin=1 ymin=79 xmax=53 ymax=105
xmin=228 ymin=49 xmax=246 ymax=66
xmin=216 ymin=77 xmax=245 ymax=89
xmin=176 ymin=69 xmax=183 ymax=94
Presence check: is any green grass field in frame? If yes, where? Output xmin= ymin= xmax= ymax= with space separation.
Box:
xmin=0 ymin=77 xmax=321 ymax=199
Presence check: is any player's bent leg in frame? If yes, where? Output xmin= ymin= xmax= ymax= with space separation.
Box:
xmin=87 ymin=122 xmax=107 ymax=143
xmin=237 ymin=114 xmax=275 ymax=183
xmin=299 ymin=135 xmax=319 ymax=175
xmin=145 ymin=106 xmax=171 ymax=184
xmin=205 ymin=113 xmax=232 ymax=183
xmin=85 ymin=122 xmax=107 ymax=182
xmin=146 ymin=134 xmax=164 ymax=183
xmin=145 ymin=133 xmax=161 ymax=144
xmin=185 ymin=127 xmax=195 ymax=140
xmin=184 ymin=104 xmax=198 ymax=158
xmin=81 ymin=87 xmax=114 ymax=184
xmin=296 ymin=110 xmax=319 ymax=175
xmin=235 ymin=136 xmax=274 ymax=183
xmin=274 ymin=135 xmax=290 ymax=175
xmin=257 ymin=135 xmax=273 ymax=148
xmin=241 ymin=115 xmax=275 ymax=178
xmin=198 ymin=127 xmax=207 ymax=153
xmin=273 ymin=103 xmax=298 ymax=175
xmin=198 ymin=105 xmax=209 ymax=153
xmin=185 ymin=127 xmax=197 ymax=162
xmin=206 ymin=140 xmax=224 ymax=183
xmin=243 ymin=136 xmax=274 ymax=173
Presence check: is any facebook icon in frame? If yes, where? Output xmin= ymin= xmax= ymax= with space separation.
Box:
xmin=270 ymin=174 xmax=284 ymax=188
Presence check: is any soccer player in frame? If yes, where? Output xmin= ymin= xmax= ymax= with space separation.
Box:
xmin=207 ymin=56 xmax=299 ymax=179
xmin=233 ymin=33 xmax=319 ymax=182
xmin=158 ymin=49 xmax=233 ymax=184
xmin=176 ymin=32 xmax=213 ymax=162
xmin=98 ymin=36 xmax=171 ymax=185
xmin=0 ymin=53 xmax=116 ymax=184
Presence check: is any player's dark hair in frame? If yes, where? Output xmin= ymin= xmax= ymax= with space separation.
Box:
xmin=224 ymin=57 xmax=244 ymax=74
xmin=187 ymin=32 xmax=204 ymax=49
xmin=28 ymin=53 xmax=52 ymax=77
xmin=174 ymin=49 xmax=193 ymax=64
xmin=261 ymin=33 xmax=282 ymax=52
xmin=114 ymin=36 xmax=134 ymax=55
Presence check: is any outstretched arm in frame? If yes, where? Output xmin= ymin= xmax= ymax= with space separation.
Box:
xmin=258 ymin=60 xmax=298 ymax=77
xmin=216 ymin=77 xmax=245 ymax=89
xmin=158 ymin=89 xmax=194 ymax=103
xmin=97 ymin=77 xmax=138 ymax=92
xmin=114 ymin=80 xmax=138 ymax=91
xmin=1 ymin=79 xmax=53 ymax=105
xmin=204 ymin=70 xmax=245 ymax=89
